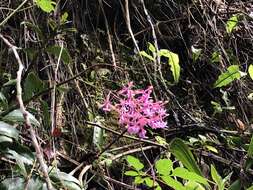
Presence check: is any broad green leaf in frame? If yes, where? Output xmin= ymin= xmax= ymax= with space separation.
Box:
xmin=0 ymin=135 xmax=13 ymax=143
xmin=24 ymin=72 xmax=45 ymax=100
xmin=50 ymin=170 xmax=81 ymax=190
xmin=124 ymin=170 xmax=139 ymax=176
xmin=185 ymin=181 xmax=205 ymax=190
xmin=15 ymin=151 xmax=28 ymax=177
xmin=161 ymin=175 xmax=186 ymax=190
xmin=159 ymin=49 xmax=180 ymax=83
xmin=148 ymin=42 xmax=156 ymax=53
xmin=155 ymin=159 xmax=173 ymax=175
xmin=0 ymin=121 xmax=19 ymax=140
xmin=144 ymin=177 xmax=154 ymax=187
xmin=170 ymin=138 xmax=203 ymax=176
xmin=139 ymin=51 xmax=155 ymax=61
xmin=0 ymin=177 xmax=25 ymax=190
xmin=248 ymin=135 xmax=253 ymax=158
xmin=46 ymin=45 xmax=72 ymax=64
xmin=35 ymin=0 xmax=55 ymax=13
xmin=5 ymin=144 xmax=35 ymax=165
xmin=214 ymin=65 xmax=242 ymax=88
xmin=134 ymin=176 xmax=144 ymax=184
xmin=248 ymin=65 xmax=253 ymax=80
xmin=226 ymin=15 xmax=239 ymax=34
xmin=211 ymin=165 xmax=222 ymax=190
xmin=126 ymin=155 xmax=144 ymax=171
xmin=25 ymin=177 xmax=45 ymax=190
xmin=171 ymin=167 xmax=208 ymax=185
xmin=3 ymin=109 xmax=40 ymax=127
xmin=247 ymin=185 xmax=253 ymax=190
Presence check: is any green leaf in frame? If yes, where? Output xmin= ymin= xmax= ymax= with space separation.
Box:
xmin=0 ymin=92 xmax=8 ymax=110
xmin=0 ymin=135 xmax=13 ymax=143
xmin=126 ymin=155 xmax=144 ymax=171
xmin=248 ymin=135 xmax=253 ymax=158
xmin=148 ymin=42 xmax=156 ymax=53
xmin=161 ymin=175 xmax=186 ymax=190
xmin=214 ymin=65 xmax=242 ymax=88
xmin=248 ymin=65 xmax=253 ymax=80
xmin=185 ymin=181 xmax=205 ymax=190
xmin=211 ymin=165 xmax=223 ymax=190
xmin=247 ymin=185 xmax=253 ymax=190
xmin=144 ymin=177 xmax=154 ymax=187
xmin=155 ymin=159 xmax=173 ymax=175
xmin=60 ymin=12 xmax=69 ymax=24
xmin=191 ymin=46 xmax=202 ymax=62
xmin=170 ymin=138 xmax=203 ymax=176
xmin=35 ymin=0 xmax=55 ymax=13
xmin=211 ymin=51 xmax=221 ymax=63
xmin=171 ymin=167 xmax=208 ymax=185
xmin=0 ymin=177 xmax=25 ymax=190
xmin=124 ymin=170 xmax=139 ymax=176
xmin=5 ymin=144 xmax=35 ymax=165
xmin=226 ymin=15 xmax=239 ymax=34
xmin=24 ymin=72 xmax=45 ymax=100
xmin=50 ymin=169 xmax=81 ymax=190
xmin=46 ymin=45 xmax=72 ymax=64
xmin=159 ymin=49 xmax=180 ymax=83
xmin=3 ymin=109 xmax=40 ymax=127
xmin=139 ymin=51 xmax=155 ymax=61
xmin=205 ymin=145 xmax=218 ymax=153
xmin=134 ymin=176 xmax=144 ymax=184
xmin=0 ymin=121 xmax=19 ymax=140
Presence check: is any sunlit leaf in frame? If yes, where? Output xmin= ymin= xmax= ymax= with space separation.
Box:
xmin=35 ymin=0 xmax=55 ymax=13
xmin=155 ymin=159 xmax=173 ymax=176
xmin=124 ymin=170 xmax=139 ymax=176
xmin=60 ymin=12 xmax=69 ymax=24
xmin=126 ymin=155 xmax=144 ymax=171
xmin=211 ymin=165 xmax=223 ymax=190
xmin=148 ymin=42 xmax=156 ymax=53
xmin=214 ymin=65 xmax=242 ymax=88
xmin=134 ymin=176 xmax=144 ymax=184
xmin=226 ymin=15 xmax=239 ymax=34
xmin=172 ymin=167 xmax=208 ymax=185
xmin=161 ymin=175 xmax=186 ymax=190
xmin=159 ymin=49 xmax=180 ymax=83
xmin=248 ymin=64 xmax=253 ymax=80
xmin=185 ymin=181 xmax=206 ymax=190
xmin=139 ymin=51 xmax=155 ymax=61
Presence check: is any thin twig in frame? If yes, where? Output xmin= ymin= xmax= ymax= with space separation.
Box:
xmin=0 ymin=0 xmax=29 ymax=27
xmin=0 ymin=33 xmax=53 ymax=190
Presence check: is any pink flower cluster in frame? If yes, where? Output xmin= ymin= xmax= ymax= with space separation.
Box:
xmin=101 ymin=82 xmax=167 ymax=138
